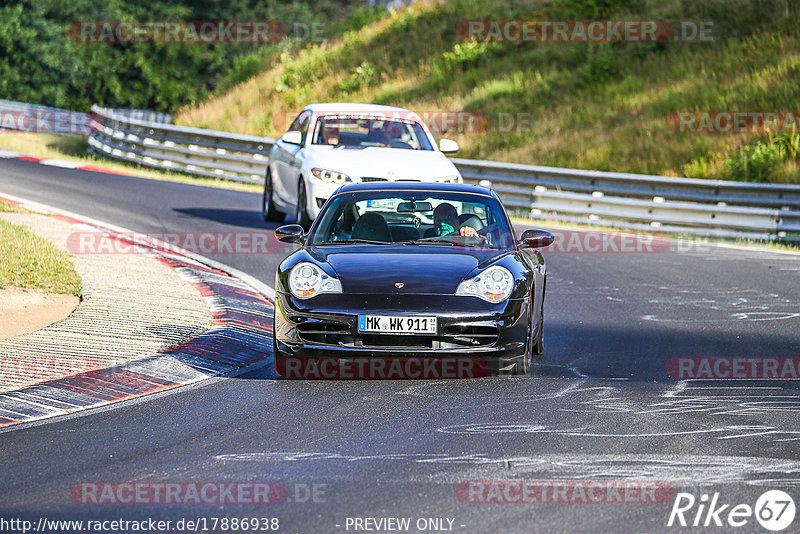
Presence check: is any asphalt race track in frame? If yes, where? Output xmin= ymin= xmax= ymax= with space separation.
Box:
xmin=2 ymin=159 xmax=800 ymax=533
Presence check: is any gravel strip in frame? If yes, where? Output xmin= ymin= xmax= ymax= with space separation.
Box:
xmin=0 ymin=213 xmax=212 ymax=392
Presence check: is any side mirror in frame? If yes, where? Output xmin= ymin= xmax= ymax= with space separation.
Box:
xmin=519 ymin=229 xmax=555 ymax=249
xmin=275 ymin=224 xmax=305 ymax=244
xmin=281 ymin=130 xmax=303 ymax=145
xmin=439 ymin=138 xmax=460 ymax=154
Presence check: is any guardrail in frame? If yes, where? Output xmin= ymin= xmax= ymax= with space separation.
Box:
xmin=82 ymin=104 xmax=799 ymax=242
xmin=452 ymin=159 xmax=800 ymax=241
xmin=0 ymin=98 xmax=91 ymax=135
xmin=88 ymin=106 xmax=273 ymax=183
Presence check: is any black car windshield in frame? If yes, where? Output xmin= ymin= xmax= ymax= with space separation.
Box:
xmin=312 ymin=115 xmax=434 ymax=150
xmin=309 ymin=191 xmax=516 ymax=250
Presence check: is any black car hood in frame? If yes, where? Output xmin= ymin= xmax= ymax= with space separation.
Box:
xmin=312 ymin=245 xmax=509 ymax=295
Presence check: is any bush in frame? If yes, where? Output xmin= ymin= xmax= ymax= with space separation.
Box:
xmin=1 ymin=0 xmax=369 ymax=112
xmin=337 ymin=61 xmax=377 ymax=94
xmin=723 ymin=133 xmax=800 ymax=181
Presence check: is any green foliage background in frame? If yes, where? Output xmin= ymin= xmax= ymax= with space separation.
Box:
xmin=0 ymin=0 xmax=368 ymax=111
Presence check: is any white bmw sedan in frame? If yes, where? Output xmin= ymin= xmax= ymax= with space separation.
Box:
xmin=262 ymin=103 xmax=463 ymax=227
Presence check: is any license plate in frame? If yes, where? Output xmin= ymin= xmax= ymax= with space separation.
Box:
xmin=358 ymin=315 xmax=437 ymax=335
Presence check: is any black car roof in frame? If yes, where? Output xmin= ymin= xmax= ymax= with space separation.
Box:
xmin=334 ymin=181 xmax=493 ymax=196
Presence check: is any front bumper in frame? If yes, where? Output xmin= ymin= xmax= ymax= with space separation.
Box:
xmin=305 ymin=179 xmax=340 ymax=219
xmin=274 ymin=292 xmax=530 ymax=360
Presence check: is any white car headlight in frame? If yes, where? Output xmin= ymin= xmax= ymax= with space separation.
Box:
xmin=289 ymin=262 xmax=343 ymax=299
xmin=311 ymin=168 xmax=351 ymax=184
xmin=456 ymin=266 xmax=514 ymax=303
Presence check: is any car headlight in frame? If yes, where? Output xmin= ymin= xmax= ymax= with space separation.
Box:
xmin=456 ymin=266 xmax=514 ymax=303
xmin=289 ymin=262 xmax=343 ymax=299
xmin=435 ymin=175 xmax=462 ymax=184
xmin=311 ymin=168 xmax=351 ymax=184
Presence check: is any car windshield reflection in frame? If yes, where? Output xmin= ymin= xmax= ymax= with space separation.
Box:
xmin=308 ymin=192 xmax=515 ymax=250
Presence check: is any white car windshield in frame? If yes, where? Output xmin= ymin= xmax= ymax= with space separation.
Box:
xmin=312 ymin=115 xmax=434 ymax=150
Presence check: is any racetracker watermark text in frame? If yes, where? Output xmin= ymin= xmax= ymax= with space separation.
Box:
xmin=0 ymin=355 xmax=102 ymax=383
xmin=456 ymin=20 xmax=714 ymax=43
xmin=68 ymin=482 xmax=327 ymax=504
xmin=668 ymin=357 xmax=800 ymax=380
xmin=272 ymin=109 xmax=494 ymax=135
xmin=457 ymin=20 xmax=672 ymax=42
xmin=276 ymin=356 xmax=492 ymax=379
xmin=67 ymin=231 xmax=291 ymax=255
xmin=668 ymin=111 xmax=800 ymax=134
xmin=0 ymin=109 xmax=91 ymax=135
xmin=69 ymin=21 xmax=286 ymax=43
xmin=457 ymin=480 xmax=674 ymax=504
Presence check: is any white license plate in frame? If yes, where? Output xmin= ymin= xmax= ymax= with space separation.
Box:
xmin=358 ymin=315 xmax=437 ymax=334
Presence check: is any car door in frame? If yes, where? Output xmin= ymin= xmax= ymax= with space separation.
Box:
xmin=272 ymin=110 xmax=311 ymax=207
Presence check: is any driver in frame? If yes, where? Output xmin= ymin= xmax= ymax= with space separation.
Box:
xmin=376 ymin=124 xmax=396 ymax=147
xmin=322 ymin=123 xmax=340 ymax=145
xmin=377 ymin=123 xmax=420 ymax=149
xmin=433 ymin=203 xmax=478 ymax=238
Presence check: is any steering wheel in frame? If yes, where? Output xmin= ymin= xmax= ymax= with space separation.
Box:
xmin=388 ymin=140 xmax=413 ymax=149
xmin=476 ymin=225 xmax=500 ymax=246
xmin=456 ymin=228 xmax=489 ymax=245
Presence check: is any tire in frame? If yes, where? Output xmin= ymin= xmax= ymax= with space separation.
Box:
xmin=502 ymin=327 xmax=531 ymax=375
xmin=295 ymin=178 xmax=312 ymax=230
xmin=273 ymin=325 xmax=288 ymax=377
xmin=262 ymin=169 xmax=284 ymax=223
xmin=515 ymin=350 xmax=531 ymax=375
xmin=532 ymin=279 xmax=546 ymax=356
xmin=531 ymin=328 xmax=544 ymax=356
xmin=512 ymin=293 xmax=542 ymax=375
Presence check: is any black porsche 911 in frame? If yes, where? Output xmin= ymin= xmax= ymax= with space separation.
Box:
xmin=272 ymin=182 xmax=554 ymax=377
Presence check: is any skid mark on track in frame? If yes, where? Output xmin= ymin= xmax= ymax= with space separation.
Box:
xmin=435 ymin=422 xmax=800 ymax=441
xmin=390 ymin=380 xmax=800 ymax=443
xmin=641 ymin=382 xmax=800 ymax=418
xmin=214 ymin=452 xmax=800 ymax=486
xmin=639 ymin=286 xmax=800 ymax=323
xmin=546 ymin=278 xmax=800 ymax=322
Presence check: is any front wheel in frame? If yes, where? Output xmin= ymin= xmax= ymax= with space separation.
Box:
xmin=295 ymin=178 xmax=312 ymax=230
xmin=262 ymin=169 xmax=284 ymax=223
xmin=272 ymin=320 xmax=292 ymax=378
xmin=515 ymin=350 xmax=531 ymax=375
xmin=532 ymin=279 xmax=546 ymax=356
xmin=531 ymin=328 xmax=544 ymax=356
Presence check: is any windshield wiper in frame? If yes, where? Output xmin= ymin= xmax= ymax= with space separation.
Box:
xmin=315 ymin=239 xmax=390 ymax=245
xmin=404 ymin=239 xmax=495 ymax=249
xmin=403 ymin=239 xmax=456 ymax=246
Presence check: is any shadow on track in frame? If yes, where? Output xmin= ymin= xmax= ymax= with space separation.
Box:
xmin=173 ymin=207 xmax=285 ymax=229
xmin=535 ymin=321 xmax=800 ymax=385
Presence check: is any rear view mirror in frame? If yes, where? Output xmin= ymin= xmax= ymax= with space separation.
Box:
xmin=281 ymin=131 xmax=303 ymax=145
xmin=519 ymin=229 xmax=555 ymax=248
xmin=275 ymin=224 xmax=305 ymax=244
xmin=397 ymin=201 xmax=433 ymax=213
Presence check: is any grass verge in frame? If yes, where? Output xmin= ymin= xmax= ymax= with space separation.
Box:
xmin=0 ymin=199 xmax=28 ymax=214
xmin=0 ymin=202 xmax=82 ymax=295
xmin=177 ymin=0 xmax=800 ymax=184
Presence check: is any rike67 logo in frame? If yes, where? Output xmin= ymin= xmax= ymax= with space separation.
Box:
xmin=668 ymin=490 xmax=795 ymax=531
